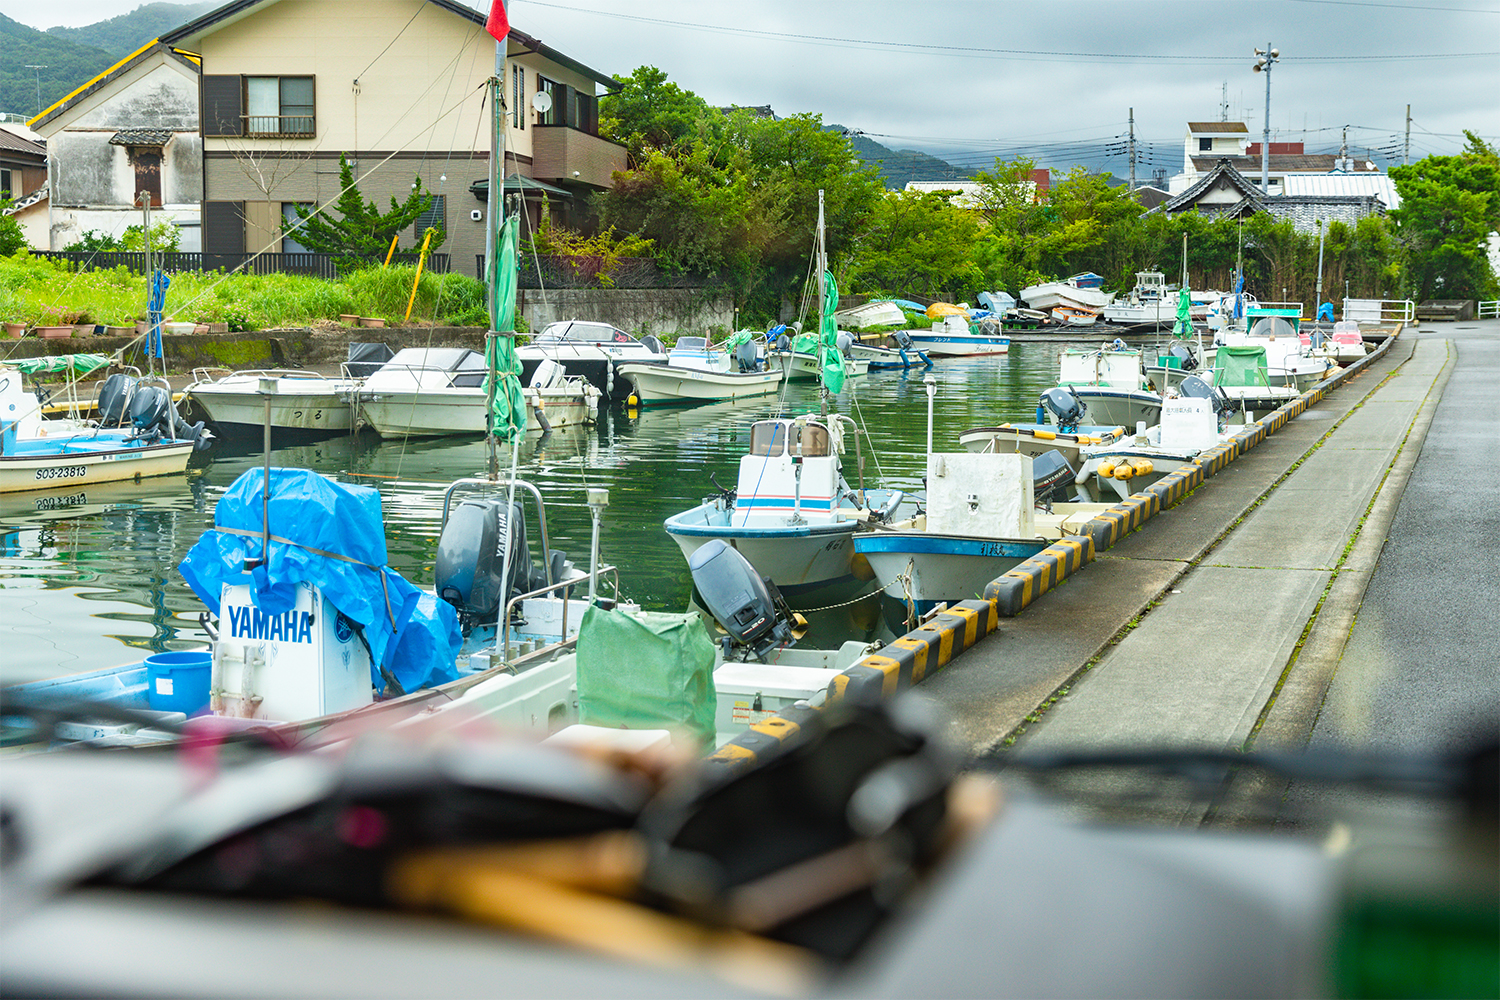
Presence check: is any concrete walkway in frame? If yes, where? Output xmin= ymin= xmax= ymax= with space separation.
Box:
xmin=924 ymin=320 xmax=1499 ymax=823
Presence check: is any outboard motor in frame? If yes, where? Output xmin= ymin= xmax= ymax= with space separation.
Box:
xmin=1033 ymin=449 xmax=1076 ymax=506
xmin=689 ymin=538 xmax=795 ymax=660
xmin=97 ymin=372 xmax=139 ymax=428
xmin=1037 ymin=386 xmax=1087 ymax=433
xmin=1169 ymin=342 xmax=1197 ymax=371
xmin=1179 ymin=373 xmax=1236 ymax=421
xmin=836 ymin=330 xmax=855 ymax=359
xmin=126 ymin=385 xmax=174 ymax=443
xmin=736 ymin=340 xmax=760 ymax=373
xmin=434 ymin=499 xmax=537 ymax=631
xmin=892 ymin=328 xmax=915 ymax=351
xmin=776 ymin=332 xmax=792 ymax=352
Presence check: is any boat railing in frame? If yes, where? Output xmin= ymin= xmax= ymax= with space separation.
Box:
xmin=501 ymin=565 xmax=620 ymax=666
xmin=1256 ymin=301 xmax=1305 ymax=316
xmin=193 ymin=368 xmax=330 ymax=382
xmin=186 ymin=366 xmax=235 ymax=385
xmin=1478 ymin=301 xmax=1499 ymax=320
xmin=441 ymin=477 xmax=556 ymax=585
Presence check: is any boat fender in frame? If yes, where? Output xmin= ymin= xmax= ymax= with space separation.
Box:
xmin=1098 ymin=460 xmax=1117 ymax=479
xmin=533 ymin=403 xmax=551 ymax=434
xmin=1131 ymin=459 xmax=1154 ymax=475
xmin=1114 ymin=464 xmax=1135 ymax=480
xmin=627 ymin=392 xmax=639 ymax=408
xmin=1035 ymin=402 xmax=1046 ymax=424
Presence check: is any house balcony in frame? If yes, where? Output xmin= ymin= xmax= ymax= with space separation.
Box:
xmin=530 ymin=126 xmax=627 ymax=191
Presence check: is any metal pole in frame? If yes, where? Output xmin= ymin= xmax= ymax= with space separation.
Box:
xmin=1128 ymin=107 xmax=1136 ymax=193
xmin=141 ymin=191 xmax=155 ymax=377
xmin=485 ymin=41 xmax=503 ymax=482
xmin=587 ymin=488 xmax=608 ymax=602
xmin=1261 ymin=42 xmax=1272 ymax=193
xmin=924 ymin=375 xmax=937 ymax=456
xmin=1404 ymin=104 xmax=1411 ymax=165
xmin=1315 ymin=219 xmax=1326 ymax=321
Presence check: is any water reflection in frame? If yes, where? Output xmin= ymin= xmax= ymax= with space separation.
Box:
xmin=2 ymin=339 xmax=1107 ymax=684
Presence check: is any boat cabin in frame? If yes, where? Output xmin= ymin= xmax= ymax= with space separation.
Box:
xmin=362 ymin=347 xmax=487 ymax=391
xmin=666 ymin=337 xmax=732 ymax=374
xmin=735 ymin=418 xmax=842 ymax=523
xmin=1059 ymin=345 xmax=1143 ymax=389
xmin=533 ymin=321 xmax=643 ymax=346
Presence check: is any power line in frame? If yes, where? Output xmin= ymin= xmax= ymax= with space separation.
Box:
xmin=521 ymin=1 xmax=1498 ymax=62
xmin=1287 ymin=0 xmax=1499 ymax=12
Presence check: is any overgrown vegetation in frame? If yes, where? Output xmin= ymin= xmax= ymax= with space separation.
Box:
xmin=285 ymin=153 xmax=445 ymax=272
xmin=0 ymin=252 xmax=487 ymax=331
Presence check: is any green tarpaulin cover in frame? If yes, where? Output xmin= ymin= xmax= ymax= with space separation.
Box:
xmin=575 ymin=605 xmax=717 ymax=749
xmin=819 ymin=270 xmax=845 ymax=395
xmin=483 ymin=215 xmax=527 ymax=442
xmin=1214 ymin=344 xmax=1271 ymax=388
xmin=8 ymin=354 xmax=111 ymax=376
xmin=1172 ymin=287 xmax=1192 ymax=339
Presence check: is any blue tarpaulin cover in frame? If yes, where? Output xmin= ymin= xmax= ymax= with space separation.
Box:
xmin=179 ymin=469 xmax=461 ymax=694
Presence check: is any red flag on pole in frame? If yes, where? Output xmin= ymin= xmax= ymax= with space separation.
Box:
xmin=485 ymin=0 xmax=509 ymax=41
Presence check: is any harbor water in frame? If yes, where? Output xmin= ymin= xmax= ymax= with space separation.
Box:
xmin=2 ymin=338 xmax=1119 ymax=685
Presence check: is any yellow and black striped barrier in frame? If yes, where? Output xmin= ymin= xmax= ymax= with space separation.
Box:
xmin=983 ymin=535 xmax=1095 ymax=617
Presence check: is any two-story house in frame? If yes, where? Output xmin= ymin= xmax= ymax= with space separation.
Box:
xmin=1 ymin=121 xmax=49 ymax=247
xmin=159 ymin=0 xmax=625 ymax=276
xmin=25 ymin=42 xmax=204 ymax=250
xmin=1171 ymin=121 xmax=1380 ymax=196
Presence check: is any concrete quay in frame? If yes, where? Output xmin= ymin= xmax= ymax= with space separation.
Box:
xmin=922 ymin=318 xmax=1500 ymax=825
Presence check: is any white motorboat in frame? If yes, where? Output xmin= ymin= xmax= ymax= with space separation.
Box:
xmin=1045 ymin=343 xmax=1161 ymax=431
xmin=768 ymin=340 xmax=871 ymax=382
xmin=1052 ymin=304 xmax=1100 ymax=327
xmin=833 ymin=300 xmax=907 ymax=329
xmin=1069 ymin=384 xmax=1239 ymax=503
xmin=616 ymin=335 xmax=783 ymax=406
xmin=356 ymin=347 xmax=599 ymax=438
xmin=905 ymin=315 xmax=1010 ymax=356
xmin=518 ymin=320 xmax=666 ymax=403
xmin=854 ymin=451 xmax=1111 ymax=615
xmin=2 ymin=364 xmax=206 ymax=495
xmin=664 ymin=414 xmax=903 ymax=592
xmin=1100 ymin=271 xmax=1177 ymax=327
xmin=1020 ymin=274 xmax=1115 ymax=311
xmin=185 ymin=368 xmax=360 ymax=435
xmin=1310 ymin=320 xmax=1368 ymax=363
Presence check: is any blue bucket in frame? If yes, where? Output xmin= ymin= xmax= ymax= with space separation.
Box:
xmin=145 ymin=650 xmax=213 ymax=716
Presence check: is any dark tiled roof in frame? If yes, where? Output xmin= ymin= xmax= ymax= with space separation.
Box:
xmin=1160 ymin=159 xmax=1265 ymax=214
xmin=110 ymin=128 xmax=175 ymax=146
xmin=1187 ymin=122 xmax=1249 ymax=134
xmin=1190 ymin=154 xmax=1377 ymax=172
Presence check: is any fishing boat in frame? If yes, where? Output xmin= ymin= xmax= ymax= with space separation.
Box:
xmin=356 ymin=347 xmax=600 ymax=437
xmin=1046 ymin=342 xmax=1162 ymax=431
xmin=614 ymin=334 xmax=782 ymax=406
xmin=833 ymin=300 xmax=906 ymax=329
xmin=849 ymin=330 xmax=931 ymax=370
xmin=2 ymin=361 xmax=208 ymax=495
xmin=184 ymin=368 xmax=361 ymax=435
xmin=1207 ymin=344 xmax=1301 ymax=415
xmin=664 ymin=414 xmax=904 ymax=592
xmin=517 ymin=320 xmax=666 ymax=403
xmin=1052 ymin=303 xmax=1101 ymax=327
xmin=854 ymin=451 xmax=1111 ymax=615
xmin=958 ymin=421 xmax=1129 ymax=465
xmin=904 ymin=315 xmax=1010 ymax=356
xmin=767 ymin=327 xmax=871 ymax=382
xmin=1101 ymin=271 xmax=1176 ymax=328
xmin=1232 ymin=306 xmax=1335 ymax=390
xmin=1310 ymin=320 xmax=1369 ymax=363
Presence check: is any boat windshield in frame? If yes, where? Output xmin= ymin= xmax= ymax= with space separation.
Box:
xmin=797 ymin=423 xmax=831 ymax=457
xmin=536 ymin=321 xmax=638 ymax=345
xmin=749 ymin=421 xmax=787 ymax=457
xmin=1249 ymin=317 xmax=1298 ymax=340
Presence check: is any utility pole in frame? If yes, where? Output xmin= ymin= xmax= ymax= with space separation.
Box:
xmin=1253 ymin=44 xmax=1280 ymax=193
xmin=24 ymin=66 xmax=47 ymax=116
xmin=1404 ymin=104 xmax=1411 ymax=165
xmin=1315 ymin=218 xmax=1326 ymax=322
xmin=1128 ymin=107 xmax=1136 ymax=192
xmin=1220 ymin=82 xmax=1229 ymax=122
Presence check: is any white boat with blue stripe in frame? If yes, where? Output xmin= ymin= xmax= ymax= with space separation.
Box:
xmin=903 ymin=315 xmax=1010 ymax=357
xmin=664 ymin=415 xmax=904 ymax=592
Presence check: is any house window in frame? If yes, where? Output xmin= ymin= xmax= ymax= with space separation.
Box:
xmin=414 ymin=194 xmax=446 ymax=240
xmin=0 ymin=168 xmax=12 ymax=198
xmin=512 ymin=64 xmax=524 ymax=130
xmin=245 ymin=76 xmax=315 ymax=135
xmin=282 ymin=202 xmax=314 ymax=253
xmin=537 ymin=76 xmax=558 ymax=126
xmin=1198 ymin=137 xmax=1212 ymax=151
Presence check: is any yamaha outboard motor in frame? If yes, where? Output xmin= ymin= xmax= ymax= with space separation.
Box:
xmin=1033 ymin=449 xmax=1076 ymax=506
xmin=836 ymin=330 xmax=855 ymax=359
xmin=1037 ymin=386 xmax=1087 ymax=433
xmin=892 ymin=328 xmax=915 ymax=351
xmin=126 ymin=385 xmax=174 ymax=443
xmin=435 ymin=499 xmax=535 ymax=631
xmin=97 ymin=372 xmax=139 ymax=428
xmin=1179 ymin=373 xmax=1235 ymax=421
xmin=736 ymin=340 xmax=760 ymax=373
xmin=689 ymin=538 xmax=795 ymax=660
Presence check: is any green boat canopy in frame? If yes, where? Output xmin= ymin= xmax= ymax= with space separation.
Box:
xmin=6 ymin=354 xmax=112 ymax=376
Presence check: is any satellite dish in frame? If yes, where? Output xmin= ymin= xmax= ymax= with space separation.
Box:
xmin=530 ymin=91 xmax=552 ymax=113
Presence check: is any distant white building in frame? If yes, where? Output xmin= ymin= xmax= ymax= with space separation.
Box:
xmin=903 ymin=180 xmax=985 ymax=208
xmin=1170 ymin=120 xmax=1381 ymax=196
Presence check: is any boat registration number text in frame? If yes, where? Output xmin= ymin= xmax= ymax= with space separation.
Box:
xmin=35 ymin=492 xmax=87 ymax=510
xmin=35 ymin=465 xmax=88 ymax=482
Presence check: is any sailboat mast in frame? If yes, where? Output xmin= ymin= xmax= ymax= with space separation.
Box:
xmin=817 ymin=189 xmax=827 ymax=416
xmin=485 ymin=39 xmax=504 ymax=481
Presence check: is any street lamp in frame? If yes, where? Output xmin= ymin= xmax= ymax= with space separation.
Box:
xmin=1252 ymin=45 xmax=1280 ymax=194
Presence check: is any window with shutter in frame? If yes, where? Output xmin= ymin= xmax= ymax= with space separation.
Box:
xmin=414 ymin=195 xmax=446 ymax=240
xmin=203 ymin=201 xmax=246 ymax=265
xmin=537 ymin=76 xmax=558 ymax=126
xmin=202 ymin=75 xmax=243 ymax=137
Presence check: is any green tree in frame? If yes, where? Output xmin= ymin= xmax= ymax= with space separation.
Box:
xmin=285 ymin=153 xmax=444 ymax=270
xmin=844 ymin=190 xmax=982 ymax=299
xmin=0 ymin=197 xmax=25 ymax=255
xmin=1389 ymin=131 xmax=1500 ymax=300
xmin=599 ymin=66 xmax=714 ymax=165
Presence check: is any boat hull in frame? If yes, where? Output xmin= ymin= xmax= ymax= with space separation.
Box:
xmin=189 ymin=384 xmax=355 ymax=434
xmin=904 ymin=333 xmax=1010 ymax=357
xmin=616 ymin=363 xmax=783 ymax=405
xmin=665 ymin=503 xmax=862 ymax=591
xmin=0 ymin=438 xmax=194 ymax=494
xmin=769 ymin=352 xmax=870 ymax=382
xmin=1049 ymin=388 xmax=1161 ymax=430
xmin=855 ymin=532 xmax=1048 ymax=612
xmin=358 ymin=386 xmax=596 ymax=438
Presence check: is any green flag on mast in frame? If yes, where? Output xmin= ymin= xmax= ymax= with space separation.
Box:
xmin=819 ymin=269 xmax=845 ymax=395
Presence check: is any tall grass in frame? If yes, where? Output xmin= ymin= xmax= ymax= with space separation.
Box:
xmin=0 ymin=252 xmax=491 ymax=331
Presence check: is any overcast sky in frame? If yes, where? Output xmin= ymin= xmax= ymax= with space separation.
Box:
xmin=9 ymin=0 xmax=1497 ymax=174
